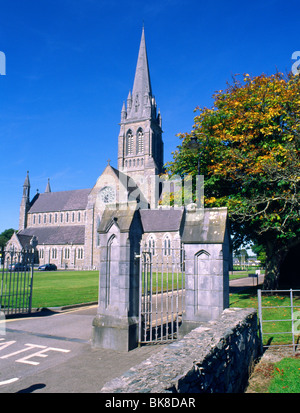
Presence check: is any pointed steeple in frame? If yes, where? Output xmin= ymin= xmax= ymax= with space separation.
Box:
xmin=45 ymin=178 xmax=51 ymax=193
xmin=23 ymin=170 xmax=30 ymax=188
xmin=132 ymin=27 xmax=152 ymax=99
xmin=19 ymin=171 xmax=30 ymax=231
xmin=127 ymin=90 xmax=132 ymax=110
xmin=121 ymin=101 xmax=127 ymax=121
xmin=126 ymin=27 xmax=153 ymax=119
xmin=22 ymin=171 xmax=30 ymax=200
xmin=118 ymin=27 xmax=164 ymax=188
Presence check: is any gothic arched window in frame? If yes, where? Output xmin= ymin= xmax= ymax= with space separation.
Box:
xmin=148 ymin=235 xmax=156 ymax=256
xmin=136 ymin=128 xmax=144 ymax=154
xmin=163 ymin=235 xmax=171 ymax=256
xmin=126 ymin=130 xmax=133 ymax=155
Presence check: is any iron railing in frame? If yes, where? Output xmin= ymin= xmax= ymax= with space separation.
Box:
xmin=0 ymin=250 xmax=35 ymax=315
xmin=258 ymin=288 xmax=300 ymax=353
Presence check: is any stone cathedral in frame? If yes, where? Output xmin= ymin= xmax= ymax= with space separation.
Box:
xmin=7 ymin=28 xmax=184 ymax=269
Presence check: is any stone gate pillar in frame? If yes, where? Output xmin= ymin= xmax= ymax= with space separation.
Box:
xmin=92 ymin=205 xmax=143 ymax=352
xmin=180 ymin=206 xmax=232 ymax=335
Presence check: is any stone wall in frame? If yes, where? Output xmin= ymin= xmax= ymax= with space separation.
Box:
xmin=100 ymin=308 xmax=261 ymax=393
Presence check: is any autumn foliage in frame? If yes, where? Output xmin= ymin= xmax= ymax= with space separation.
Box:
xmin=166 ymin=73 xmax=300 ymax=288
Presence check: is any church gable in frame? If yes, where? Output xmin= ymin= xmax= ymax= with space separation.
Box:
xmin=88 ymin=164 xmax=125 ymax=208
xmin=6 ymin=232 xmax=22 ymax=251
xmin=89 ymin=164 xmax=148 ymax=210
xmin=6 ymin=232 xmax=33 ymax=252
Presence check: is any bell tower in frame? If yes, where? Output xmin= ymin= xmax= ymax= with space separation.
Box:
xmin=118 ymin=28 xmax=164 ymax=205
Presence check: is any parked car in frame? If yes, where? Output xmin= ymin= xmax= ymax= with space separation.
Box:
xmin=38 ymin=263 xmax=57 ymax=271
xmin=9 ymin=262 xmax=31 ymax=271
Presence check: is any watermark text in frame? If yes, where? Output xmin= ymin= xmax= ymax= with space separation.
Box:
xmin=291 ymin=51 xmax=300 ymax=75
xmin=0 ymin=51 xmax=6 ymax=75
xmin=293 ymin=310 xmax=300 ymax=336
xmin=0 ymin=312 xmax=5 ymax=336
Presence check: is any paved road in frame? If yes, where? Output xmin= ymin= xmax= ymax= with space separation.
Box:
xmin=0 ymin=305 xmax=166 ymax=393
xmin=0 ymin=276 xmax=263 ymax=393
xmin=229 ymin=274 xmax=265 ymax=292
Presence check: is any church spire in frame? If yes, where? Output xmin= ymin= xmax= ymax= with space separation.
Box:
xmin=118 ymin=28 xmax=164 ymax=189
xmin=126 ymin=27 xmax=153 ymax=120
xmin=22 ymin=171 xmax=30 ymax=200
xmin=45 ymin=178 xmax=51 ymax=193
xmin=132 ymin=27 xmax=152 ymax=100
xmin=19 ymin=171 xmax=30 ymax=231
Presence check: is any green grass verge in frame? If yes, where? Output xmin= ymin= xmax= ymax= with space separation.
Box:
xmin=229 ymin=269 xmax=265 ymax=280
xmin=30 ymin=270 xmax=257 ymax=307
xmin=268 ymin=357 xmax=300 ymax=393
xmin=31 ymin=270 xmax=99 ymax=308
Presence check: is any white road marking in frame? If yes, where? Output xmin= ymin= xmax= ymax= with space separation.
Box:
xmin=16 ymin=346 xmax=70 ymax=365
xmin=0 ymin=341 xmax=71 ymax=365
xmin=0 ymin=343 xmax=46 ymax=359
xmin=0 ymin=377 xmax=19 ymax=386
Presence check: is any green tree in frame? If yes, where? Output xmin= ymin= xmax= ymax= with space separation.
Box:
xmin=166 ymin=72 xmax=300 ymax=289
xmin=251 ymin=243 xmax=267 ymax=266
xmin=0 ymin=228 xmax=15 ymax=249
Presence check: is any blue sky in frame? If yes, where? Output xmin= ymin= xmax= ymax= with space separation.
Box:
xmin=0 ymin=0 xmax=299 ymax=233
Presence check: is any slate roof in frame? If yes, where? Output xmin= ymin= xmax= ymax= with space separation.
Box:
xmin=18 ymin=226 xmax=85 ymax=245
xmin=98 ymin=207 xmax=139 ymax=233
xmin=28 ymin=189 xmax=91 ymax=213
xmin=139 ymin=208 xmax=184 ymax=232
xmin=181 ymin=208 xmax=229 ymax=244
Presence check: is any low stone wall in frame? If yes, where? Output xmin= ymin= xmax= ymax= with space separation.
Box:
xmin=100 ymin=308 xmax=261 ymax=393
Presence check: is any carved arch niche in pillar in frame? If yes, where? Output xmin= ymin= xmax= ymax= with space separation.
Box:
xmin=194 ymin=249 xmax=210 ymax=276
xmin=105 ymin=234 xmax=118 ymax=308
xmin=194 ymin=249 xmax=211 ymax=313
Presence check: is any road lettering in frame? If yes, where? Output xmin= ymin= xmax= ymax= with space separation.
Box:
xmin=0 ymin=339 xmax=70 ymax=365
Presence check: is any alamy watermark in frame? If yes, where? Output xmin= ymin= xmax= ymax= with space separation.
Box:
xmin=95 ymin=174 xmax=204 ymax=211
xmin=293 ymin=310 xmax=300 ymax=336
xmin=291 ymin=51 xmax=300 ymax=75
xmin=0 ymin=311 xmax=5 ymax=336
xmin=0 ymin=51 xmax=6 ymax=75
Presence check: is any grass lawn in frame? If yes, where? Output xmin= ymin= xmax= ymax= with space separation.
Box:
xmin=143 ymin=271 xmax=185 ymax=294
xmin=31 ymin=270 xmax=99 ymax=308
xmin=29 ymin=269 xmax=256 ymax=307
xmin=268 ymin=357 xmax=300 ymax=393
xmin=229 ymin=269 xmax=264 ymax=280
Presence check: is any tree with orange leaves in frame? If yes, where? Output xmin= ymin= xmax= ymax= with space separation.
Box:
xmin=166 ymin=73 xmax=300 ymax=289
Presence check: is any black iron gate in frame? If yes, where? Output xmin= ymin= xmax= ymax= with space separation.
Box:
xmin=138 ymin=242 xmax=185 ymax=344
xmin=0 ymin=250 xmax=35 ymax=315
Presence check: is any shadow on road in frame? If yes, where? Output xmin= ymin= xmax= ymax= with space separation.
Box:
xmin=17 ymin=383 xmax=46 ymax=393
